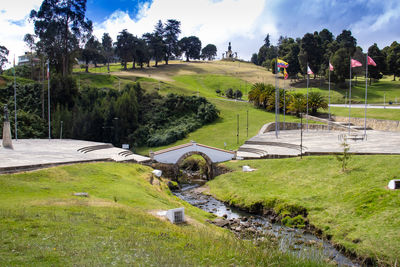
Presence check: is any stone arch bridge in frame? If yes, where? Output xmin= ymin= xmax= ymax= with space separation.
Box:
xmin=150 ymin=141 xmax=236 ymax=179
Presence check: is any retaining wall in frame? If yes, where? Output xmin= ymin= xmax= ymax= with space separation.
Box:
xmin=332 ymin=116 xmax=400 ymax=132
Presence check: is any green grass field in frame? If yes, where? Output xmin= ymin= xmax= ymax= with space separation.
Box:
xmin=0 ymin=162 xmax=327 ymax=266
xmin=207 ymin=155 xmax=400 ymax=265
xmin=325 ymin=106 xmax=400 ymax=121
xmin=292 ymin=76 xmax=400 ymax=105
xmin=135 ymin=99 xmax=304 ymax=155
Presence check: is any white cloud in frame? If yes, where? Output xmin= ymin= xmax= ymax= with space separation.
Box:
xmin=0 ymin=1 xmax=42 ymax=67
xmin=93 ymin=0 xmax=269 ymax=60
xmin=350 ymin=1 xmax=400 ymax=50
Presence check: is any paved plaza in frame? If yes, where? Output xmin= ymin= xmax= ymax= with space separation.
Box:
xmin=0 ymin=139 xmax=150 ymax=173
xmin=237 ymin=129 xmax=400 ymax=159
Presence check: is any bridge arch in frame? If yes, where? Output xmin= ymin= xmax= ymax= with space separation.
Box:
xmin=150 ymin=141 xmax=236 ymax=179
xmin=176 ymin=151 xmax=214 ymax=179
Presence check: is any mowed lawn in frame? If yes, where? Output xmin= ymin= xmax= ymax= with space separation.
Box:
xmin=135 ymin=99 xmax=304 ymax=155
xmin=327 ymin=106 xmax=400 ymax=121
xmin=208 ymin=155 xmax=400 ymax=265
xmin=0 ymin=162 xmax=327 ymax=267
xmin=291 ymin=76 xmax=400 ymax=105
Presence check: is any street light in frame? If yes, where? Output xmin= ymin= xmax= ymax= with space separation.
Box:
xmin=113 ymin=117 xmax=119 ymax=146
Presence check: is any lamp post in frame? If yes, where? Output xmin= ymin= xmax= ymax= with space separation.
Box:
xmin=113 ymin=117 xmax=119 ymax=146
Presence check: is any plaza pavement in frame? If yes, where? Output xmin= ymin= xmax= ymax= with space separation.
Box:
xmin=0 ymin=139 xmax=150 ymax=173
xmin=237 ymin=129 xmax=400 ymax=159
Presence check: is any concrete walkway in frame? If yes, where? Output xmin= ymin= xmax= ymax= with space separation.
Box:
xmin=0 ymin=139 xmax=150 ymax=173
xmin=237 ymin=129 xmax=400 ymax=159
xmin=330 ymin=104 xmax=400 ymax=109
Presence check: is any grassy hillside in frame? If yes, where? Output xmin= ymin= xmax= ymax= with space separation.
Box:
xmin=325 ymin=106 xmax=400 ymax=121
xmin=291 ymin=76 xmax=400 ymax=104
xmin=136 ymin=99 xmax=304 ymax=155
xmin=207 ymin=155 xmax=400 ymax=265
xmin=0 ymin=162 xmax=326 ymax=266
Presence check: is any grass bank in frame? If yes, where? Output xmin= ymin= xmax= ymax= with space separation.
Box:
xmin=291 ymin=76 xmax=400 ymax=104
xmin=326 ymin=106 xmax=400 ymax=121
xmin=135 ymin=99 xmax=305 ymax=155
xmin=207 ymin=155 xmax=400 ymax=265
xmin=0 ymin=162 xmax=326 ymax=266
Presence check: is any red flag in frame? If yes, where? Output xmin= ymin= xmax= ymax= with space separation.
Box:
xmin=329 ymin=62 xmax=334 ymax=71
xmin=367 ymin=56 xmax=376 ymax=66
xmin=351 ymin=58 xmax=362 ymax=68
xmin=307 ymin=65 xmax=313 ymax=75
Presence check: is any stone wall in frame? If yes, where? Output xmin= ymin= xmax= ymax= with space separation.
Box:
xmin=259 ymin=121 xmax=350 ymax=134
xmin=332 ymin=116 xmax=400 ymax=132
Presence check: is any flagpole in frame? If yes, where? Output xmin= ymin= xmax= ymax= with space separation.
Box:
xmin=348 ymin=58 xmax=352 ymax=135
xmin=13 ymin=55 xmax=18 ymax=141
xmin=364 ymin=53 xmax=368 ymax=138
xmin=275 ymin=57 xmax=279 ymax=138
xmin=283 ymin=78 xmax=286 ymax=130
xmin=47 ymin=60 xmax=51 ymax=140
xmin=328 ymin=62 xmax=331 ymax=131
xmin=306 ymin=63 xmax=309 ymax=131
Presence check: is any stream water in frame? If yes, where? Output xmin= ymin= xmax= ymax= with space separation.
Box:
xmin=174 ymin=184 xmax=358 ymax=267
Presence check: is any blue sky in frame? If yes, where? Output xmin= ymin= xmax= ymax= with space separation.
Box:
xmin=0 ymin=0 xmax=399 ymax=65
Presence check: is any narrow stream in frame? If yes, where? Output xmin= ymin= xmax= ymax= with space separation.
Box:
xmin=174 ymin=184 xmax=358 ymax=267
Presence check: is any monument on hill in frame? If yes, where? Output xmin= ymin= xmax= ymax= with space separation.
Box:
xmin=2 ymin=105 xmax=13 ymax=149
xmin=222 ymin=42 xmax=238 ymax=60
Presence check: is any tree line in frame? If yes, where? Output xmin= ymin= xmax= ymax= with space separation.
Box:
xmin=251 ymin=31 xmax=400 ymax=86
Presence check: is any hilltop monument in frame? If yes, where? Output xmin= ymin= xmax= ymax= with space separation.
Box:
xmin=222 ymin=42 xmax=238 ymax=60
xmin=2 ymin=105 xmax=13 ymax=149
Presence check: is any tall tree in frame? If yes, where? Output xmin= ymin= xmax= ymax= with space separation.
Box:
xmin=330 ymin=30 xmax=357 ymax=85
xmin=163 ymin=19 xmax=181 ymax=64
xmin=251 ymin=53 xmax=258 ymax=65
xmin=0 ymin=45 xmax=9 ymax=74
xmin=115 ymin=29 xmax=134 ymax=70
xmin=23 ymin=33 xmax=37 ymax=79
xmin=143 ymin=31 xmax=164 ymax=67
xmin=30 ymin=0 xmax=92 ymax=77
xmin=201 ymin=44 xmax=217 ymax=60
xmin=264 ymin=34 xmax=271 ymax=48
xmin=386 ymin=41 xmax=400 ymax=81
xmin=102 ymin=33 xmax=113 ymax=73
xmin=279 ymin=37 xmax=300 ymax=78
xmin=179 ymin=36 xmax=202 ymax=61
xmin=135 ymin=38 xmax=149 ymax=68
xmin=318 ymin=29 xmax=334 ymax=75
xmin=367 ymin=44 xmax=386 ymax=83
xmin=298 ymin=32 xmax=322 ymax=78
xmin=81 ymin=36 xmax=102 ymax=72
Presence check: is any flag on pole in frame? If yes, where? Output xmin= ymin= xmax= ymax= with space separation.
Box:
xmin=284 ymin=68 xmax=288 ymax=80
xmin=351 ymin=58 xmax=362 ymax=68
xmin=329 ymin=62 xmax=334 ymax=71
xmin=367 ymin=56 xmax=376 ymax=66
xmin=277 ymin=59 xmax=289 ymax=68
xmin=307 ymin=65 xmax=314 ymax=75
xmin=47 ymin=61 xmax=50 ymax=80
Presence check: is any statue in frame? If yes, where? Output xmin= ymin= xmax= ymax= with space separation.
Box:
xmin=223 ymin=42 xmax=237 ymax=61
xmin=2 ymin=105 xmax=13 ymax=149
xmin=4 ymin=105 xmax=9 ymax=122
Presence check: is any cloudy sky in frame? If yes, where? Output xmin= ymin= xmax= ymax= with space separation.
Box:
xmin=1 ymin=0 xmax=399 ymax=66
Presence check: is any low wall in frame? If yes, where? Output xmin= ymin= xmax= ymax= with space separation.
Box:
xmin=332 ymin=116 xmax=400 ymax=132
xmin=259 ymin=121 xmax=351 ymax=134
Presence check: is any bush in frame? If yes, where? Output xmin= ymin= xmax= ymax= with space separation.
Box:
xmin=233 ymin=89 xmax=243 ymax=99
xmin=225 ymin=88 xmax=233 ymax=98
